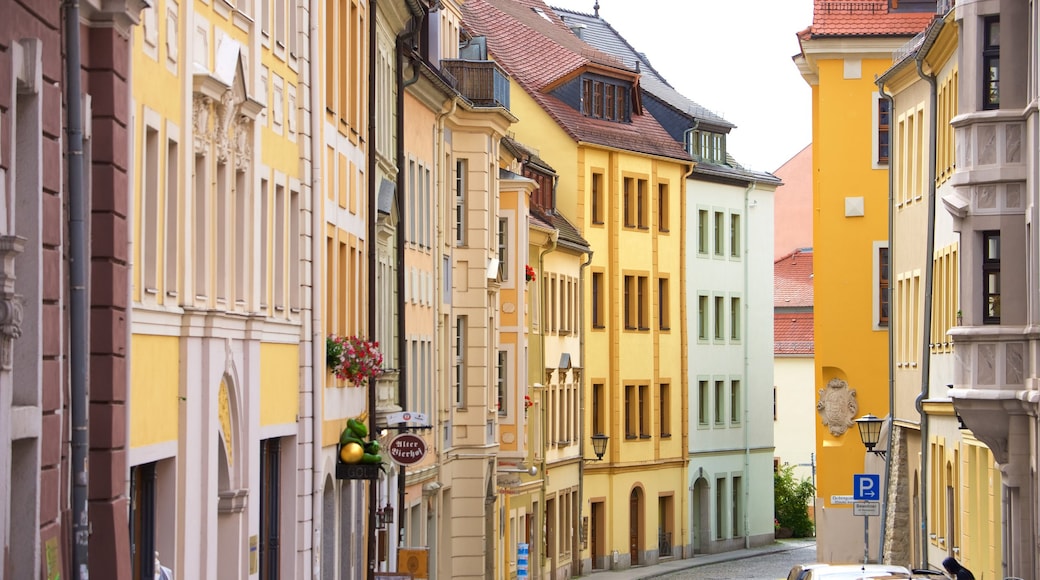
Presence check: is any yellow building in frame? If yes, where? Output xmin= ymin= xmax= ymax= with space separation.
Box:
xmin=461 ymin=0 xmax=691 ymax=574
xmin=128 ymin=0 xmax=305 ymax=577
xmin=795 ymin=1 xmax=933 ymax=564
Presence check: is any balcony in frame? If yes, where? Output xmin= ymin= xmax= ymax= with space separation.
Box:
xmin=441 ymin=59 xmax=511 ymax=110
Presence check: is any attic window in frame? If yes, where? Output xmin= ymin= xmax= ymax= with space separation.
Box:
xmin=581 ymin=76 xmax=630 ymax=122
xmin=532 ymin=8 xmax=553 ymax=22
xmin=687 ymin=130 xmax=726 ymax=164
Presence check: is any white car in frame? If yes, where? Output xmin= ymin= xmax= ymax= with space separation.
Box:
xmin=787 ymin=564 xmax=913 ymax=580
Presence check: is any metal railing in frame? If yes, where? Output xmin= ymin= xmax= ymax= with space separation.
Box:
xmin=441 ymin=59 xmax=510 ymax=110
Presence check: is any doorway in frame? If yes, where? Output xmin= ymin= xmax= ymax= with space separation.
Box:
xmin=629 ymin=488 xmax=643 ymax=566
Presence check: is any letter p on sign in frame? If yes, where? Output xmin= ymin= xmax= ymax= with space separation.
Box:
xmin=853 ymin=474 xmax=880 ymax=500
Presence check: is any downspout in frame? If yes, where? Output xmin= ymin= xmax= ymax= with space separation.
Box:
xmin=395 ymin=20 xmax=421 ymax=564
xmin=309 ymin=0 xmax=324 ymax=576
xmin=366 ymin=3 xmax=378 ymax=580
xmin=913 ymin=55 xmax=939 ymax=571
xmin=64 ymin=0 xmax=90 ymax=575
xmin=742 ymin=180 xmax=755 ymax=550
xmin=576 ymin=247 xmax=593 ymax=575
xmin=875 ymin=78 xmax=896 ymax=565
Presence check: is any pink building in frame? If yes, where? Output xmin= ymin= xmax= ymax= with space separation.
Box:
xmin=773 ymin=144 xmax=813 ymax=260
xmin=1 ymin=2 xmax=142 ymax=577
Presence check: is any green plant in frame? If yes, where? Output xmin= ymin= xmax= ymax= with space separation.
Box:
xmin=326 ymin=335 xmax=384 ymax=387
xmin=774 ymin=464 xmax=815 ymax=538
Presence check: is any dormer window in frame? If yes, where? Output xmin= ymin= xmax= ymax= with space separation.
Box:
xmin=688 ymin=129 xmax=726 ymax=164
xmin=581 ymin=77 xmax=630 ymax=122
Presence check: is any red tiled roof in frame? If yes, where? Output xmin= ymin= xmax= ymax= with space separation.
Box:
xmin=807 ymin=0 xmax=936 ymax=38
xmin=460 ymin=0 xmax=690 ymax=162
xmin=775 ymin=312 xmax=814 ymax=355
xmin=774 ymin=249 xmax=814 ymax=307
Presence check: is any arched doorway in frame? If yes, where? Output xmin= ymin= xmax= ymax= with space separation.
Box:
xmin=629 ymin=487 xmax=643 ymax=566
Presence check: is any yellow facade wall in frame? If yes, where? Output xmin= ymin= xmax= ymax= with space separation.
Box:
xmin=812 ymin=57 xmax=893 ymax=507
xmin=130 ymin=334 xmax=181 ymax=448
xmin=260 ymin=342 xmax=301 ymax=426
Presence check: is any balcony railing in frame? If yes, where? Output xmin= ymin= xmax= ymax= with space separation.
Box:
xmin=441 ymin=59 xmax=510 ymax=110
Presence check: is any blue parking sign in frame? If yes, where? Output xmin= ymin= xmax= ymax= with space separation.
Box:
xmin=853 ymin=474 xmax=881 ymax=500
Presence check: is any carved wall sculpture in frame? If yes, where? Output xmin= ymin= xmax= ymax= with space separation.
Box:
xmin=816 ymin=377 xmax=858 ymax=437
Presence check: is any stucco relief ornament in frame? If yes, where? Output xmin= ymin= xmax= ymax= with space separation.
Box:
xmin=192 ymin=94 xmax=212 ymax=154
xmin=817 ymin=378 xmax=858 ymax=437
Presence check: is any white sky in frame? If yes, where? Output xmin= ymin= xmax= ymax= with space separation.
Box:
xmin=546 ymin=0 xmax=814 ymax=173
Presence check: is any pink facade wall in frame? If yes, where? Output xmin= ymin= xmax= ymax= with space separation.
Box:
xmin=773 ymin=144 xmax=813 ymax=260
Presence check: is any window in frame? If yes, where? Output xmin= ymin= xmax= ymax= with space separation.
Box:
xmin=497 ymin=218 xmax=508 ymax=281
xmin=409 ymin=160 xmax=417 ymax=243
xmin=714 ymin=211 xmax=725 ymax=256
xmin=982 ymin=17 xmax=1000 ymax=110
xmin=581 ymin=76 xmax=629 ymax=122
xmin=983 ymin=231 xmax=1000 ymax=324
xmin=638 ymin=385 xmax=649 ymax=438
xmin=698 ymin=380 xmax=709 ymax=425
xmin=931 ymin=244 xmax=960 ymax=353
xmin=715 ymin=478 xmax=726 ymax=539
xmin=730 ymin=297 xmax=741 ymax=341
xmin=260 ymin=179 xmax=270 ymax=308
xmin=582 ymin=79 xmax=592 ymax=116
xmin=260 ymin=439 xmax=281 ymax=580
xmin=142 ymin=124 xmax=160 ymax=295
xmin=714 ymin=380 xmax=725 ymax=425
xmin=592 ymin=383 xmax=604 ymax=434
xmin=698 ymin=295 xmax=709 ymax=340
xmin=591 ymin=172 xmax=604 ymax=224
xmin=730 ymin=213 xmax=741 ymax=257
xmin=496 ymin=350 xmax=507 ymax=415
xmin=730 ymin=380 xmax=741 ymax=424
xmin=455 ymin=160 xmax=467 ymax=245
xmin=623 ymin=177 xmax=634 ymax=227
xmin=714 ymin=296 xmax=725 ymax=340
xmin=659 ymin=383 xmax=671 ymax=437
xmin=273 ymin=183 xmax=286 ymax=311
xmin=698 ymin=209 xmax=709 ymax=254
xmin=164 ymin=138 xmax=179 ymax=299
xmin=636 ymin=179 xmax=647 ymax=228
xmin=624 ymin=275 xmax=635 ymax=329
xmin=616 ymin=87 xmax=627 ymax=121
xmin=625 ymin=385 xmax=637 ymax=438
xmin=289 ymin=188 xmax=300 ymax=311
xmin=592 ymin=272 xmax=604 ymax=328
xmin=194 ymin=155 xmax=208 ymax=299
xmin=455 ymin=316 xmax=467 ymax=407
xmin=658 ymin=277 xmax=670 ymax=331
xmin=637 ymin=276 xmax=648 ymax=330
xmin=878 ymin=98 xmax=891 ymax=164
xmin=879 ymin=246 xmax=890 ymax=326
xmin=690 ymin=130 xmax=726 ymax=163
xmin=657 ymin=183 xmax=669 ymax=232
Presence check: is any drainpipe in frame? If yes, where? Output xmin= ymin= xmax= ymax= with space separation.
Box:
xmin=576 ymin=248 xmax=593 ymax=574
xmin=64 ymin=0 xmax=90 ymax=575
xmin=913 ymin=55 xmax=939 ymax=572
xmin=742 ymin=180 xmax=755 ymax=550
xmin=309 ymin=0 xmax=324 ymax=576
xmin=876 ymin=78 xmax=896 ymax=565
xmin=394 ymin=19 xmax=421 ymax=567
xmin=367 ymin=3 xmax=378 ymax=580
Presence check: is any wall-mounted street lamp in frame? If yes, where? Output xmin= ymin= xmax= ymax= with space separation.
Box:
xmin=375 ymin=502 xmax=394 ymax=530
xmin=589 ymin=433 xmax=609 ymax=461
xmin=855 ymin=414 xmax=886 ymax=458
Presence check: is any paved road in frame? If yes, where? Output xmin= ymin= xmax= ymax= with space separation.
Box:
xmin=656 ymin=542 xmax=817 ymax=580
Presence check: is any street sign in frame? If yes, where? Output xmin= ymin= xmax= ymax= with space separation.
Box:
xmin=831 ymin=495 xmax=855 ymax=505
xmin=854 ymin=502 xmax=880 ymax=517
xmin=387 ymin=411 xmax=430 ymax=427
xmin=853 ymin=474 xmax=881 ymax=500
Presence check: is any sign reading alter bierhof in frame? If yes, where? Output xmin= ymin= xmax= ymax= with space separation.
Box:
xmin=388 ymin=433 xmax=428 ymax=466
